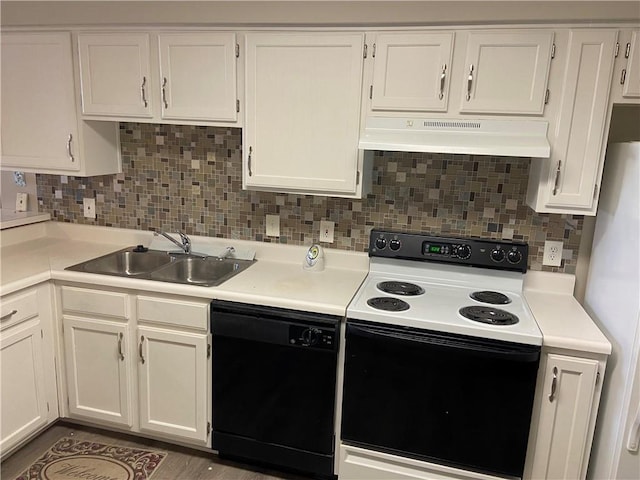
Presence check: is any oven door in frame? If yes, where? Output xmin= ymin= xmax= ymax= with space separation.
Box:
xmin=341 ymin=320 xmax=540 ymax=479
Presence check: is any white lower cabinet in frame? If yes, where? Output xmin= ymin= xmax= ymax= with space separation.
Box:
xmin=0 ymin=284 xmax=58 ymax=456
xmin=137 ymin=326 xmax=209 ymax=442
xmin=63 ymin=317 xmax=133 ymax=427
xmin=59 ymin=285 xmax=211 ymax=446
xmin=524 ymin=352 xmax=604 ymax=480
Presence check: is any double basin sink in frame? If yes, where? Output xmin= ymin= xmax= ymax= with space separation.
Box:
xmin=66 ymin=247 xmax=255 ymax=287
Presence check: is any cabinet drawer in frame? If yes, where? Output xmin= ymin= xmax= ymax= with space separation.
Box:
xmin=0 ymin=289 xmax=38 ymax=331
xmin=137 ymin=296 xmax=208 ymax=330
xmin=61 ymin=286 xmax=129 ymax=319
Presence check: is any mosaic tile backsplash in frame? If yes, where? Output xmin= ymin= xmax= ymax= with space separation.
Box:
xmin=36 ymin=123 xmax=583 ymax=273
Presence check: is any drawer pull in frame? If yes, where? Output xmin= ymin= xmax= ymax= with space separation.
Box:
xmin=1 ymin=309 xmax=18 ymax=321
xmin=548 ymin=366 xmax=558 ymax=402
xmin=117 ymin=332 xmax=125 ymax=361
xmin=139 ymin=335 xmax=145 ymax=364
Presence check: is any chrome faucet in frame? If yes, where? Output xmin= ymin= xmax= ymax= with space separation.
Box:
xmin=155 ymin=230 xmax=192 ymax=255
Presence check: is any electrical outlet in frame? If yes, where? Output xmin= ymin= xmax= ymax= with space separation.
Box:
xmin=83 ymin=198 xmax=96 ymax=219
xmin=266 ymin=214 xmax=280 ymax=237
xmin=320 ymin=220 xmax=335 ymax=243
xmin=543 ymin=240 xmax=563 ymax=266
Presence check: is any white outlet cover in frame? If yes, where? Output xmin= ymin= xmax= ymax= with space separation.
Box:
xmin=543 ymin=240 xmax=563 ymax=267
xmin=83 ymin=198 xmax=96 ymax=219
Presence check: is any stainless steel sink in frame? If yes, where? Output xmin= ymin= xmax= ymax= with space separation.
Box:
xmin=150 ymin=256 xmax=255 ymax=287
xmin=66 ymin=247 xmax=255 ymax=286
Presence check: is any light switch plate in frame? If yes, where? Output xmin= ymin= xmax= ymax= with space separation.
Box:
xmin=83 ymin=198 xmax=96 ymax=219
xmin=266 ymin=214 xmax=280 ymax=237
xmin=15 ymin=192 xmax=28 ymax=212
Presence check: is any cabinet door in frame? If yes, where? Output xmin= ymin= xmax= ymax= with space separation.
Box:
xmin=460 ymin=30 xmax=554 ymax=114
xmin=622 ymin=30 xmax=640 ymax=98
xmin=159 ymin=32 xmax=237 ymax=122
xmin=0 ymin=319 xmax=48 ymax=453
xmin=63 ymin=317 xmax=133 ymax=427
xmin=1 ymin=32 xmax=80 ymax=172
xmin=529 ymin=354 xmax=599 ymax=480
xmin=244 ymin=33 xmax=364 ymax=196
xmin=545 ymin=30 xmax=618 ymax=210
xmin=78 ymin=33 xmax=153 ymax=117
xmin=137 ymin=326 xmax=209 ymax=444
xmin=370 ymin=32 xmax=454 ymax=112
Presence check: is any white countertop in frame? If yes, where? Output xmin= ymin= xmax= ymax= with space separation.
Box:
xmin=0 ymin=222 xmax=368 ymax=317
xmin=524 ymin=271 xmax=611 ymax=355
xmin=0 ymin=221 xmax=611 ymax=353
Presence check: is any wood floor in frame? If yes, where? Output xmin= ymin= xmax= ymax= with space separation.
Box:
xmin=1 ymin=422 xmax=312 ymax=480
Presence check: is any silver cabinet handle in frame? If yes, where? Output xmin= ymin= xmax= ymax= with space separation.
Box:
xmin=141 ymin=76 xmax=148 ymax=108
xmin=117 ymin=332 xmax=125 ymax=361
xmin=548 ymin=366 xmax=558 ymax=402
xmin=139 ymin=335 xmax=145 ymax=364
xmin=248 ymin=146 xmax=253 ymax=177
xmin=439 ymin=64 xmax=447 ymax=100
xmin=162 ymin=77 xmax=168 ymax=108
xmin=67 ymin=134 xmax=75 ymax=163
xmin=466 ymin=64 xmax=474 ymax=101
xmin=0 ymin=309 xmax=18 ymax=321
xmin=552 ymin=160 xmax=562 ymax=195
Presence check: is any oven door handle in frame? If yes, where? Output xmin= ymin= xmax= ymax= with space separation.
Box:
xmin=347 ymin=324 xmax=539 ymax=362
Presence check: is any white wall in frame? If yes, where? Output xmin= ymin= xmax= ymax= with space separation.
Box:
xmin=2 ymin=1 xmax=639 ymax=27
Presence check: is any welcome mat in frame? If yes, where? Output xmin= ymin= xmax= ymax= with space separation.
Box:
xmin=16 ymin=437 xmax=167 ymax=480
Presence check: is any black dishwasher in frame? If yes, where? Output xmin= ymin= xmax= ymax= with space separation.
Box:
xmin=210 ymin=300 xmax=340 ymax=478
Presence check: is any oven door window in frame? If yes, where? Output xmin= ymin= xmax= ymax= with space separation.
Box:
xmin=341 ymin=321 xmax=540 ymax=478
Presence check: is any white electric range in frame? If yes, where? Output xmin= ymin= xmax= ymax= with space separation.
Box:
xmin=340 ymin=230 xmax=542 ymax=480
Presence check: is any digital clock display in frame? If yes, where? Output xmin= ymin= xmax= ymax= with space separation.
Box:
xmin=423 ymin=243 xmax=450 ymax=256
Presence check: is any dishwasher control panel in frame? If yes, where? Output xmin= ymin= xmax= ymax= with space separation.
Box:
xmin=289 ymin=325 xmax=336 ymax=350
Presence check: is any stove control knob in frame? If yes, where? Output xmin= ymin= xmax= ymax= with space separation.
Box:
xmin=507 ymin=249 xmax=523 ymax=264
xmin=491 ymin=248 xmax=506 ymax=262
xmin=389 ymin=239 xmax=401 ymax=251
xmin=301 ymin=328 xmax=321 ymax=346
xmin=456 ymin=244 xmax=472 ymax=259
xmin=375 ymin=237 xmax=387 ymax=250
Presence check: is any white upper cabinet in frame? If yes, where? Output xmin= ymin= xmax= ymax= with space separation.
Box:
xmin=369 ymin=32 xmax=454 ymax=112
xmin=158 ymin=32 xmax=237 ymax=122
xmin=78 ymin=33 xmax=152 ymax=117
xmin=460 ymin=30 xmax=554 ymax=115
xmin=244 ymin=33 xmax=365 ymax=197
xmin=527 ymin=29 xmax=618 ymax=214
xmin=1 ymin=32 xmax=120 ymax=176
xmin=622 ymin=29 xmax=640 ymax=98
xmin=78 ymin=31 xmax=239 ymax=125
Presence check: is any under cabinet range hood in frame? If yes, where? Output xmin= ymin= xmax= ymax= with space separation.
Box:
xmin=358 ymin=117 xmax=551 ymax=158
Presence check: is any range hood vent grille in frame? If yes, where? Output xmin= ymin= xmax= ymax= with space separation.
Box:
xmin=422 ymin=120 xmax=481 ymax=129
xmin=359 ymin=117 xmax=551 ymax=158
